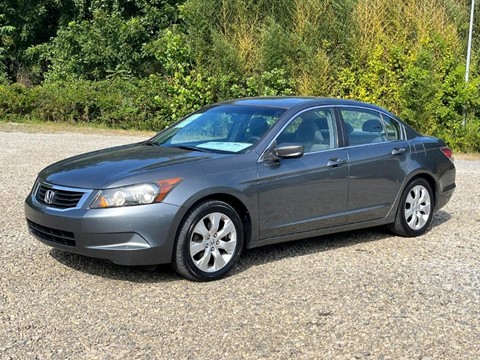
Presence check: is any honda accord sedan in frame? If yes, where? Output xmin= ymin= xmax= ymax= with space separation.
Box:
xmin=25 ymin=97 xmax=456 ymax=280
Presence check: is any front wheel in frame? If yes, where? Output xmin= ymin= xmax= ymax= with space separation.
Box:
xmin=172 ymin=200 xmax=244 ymax=281
xmin=388 ymin=178 xmax=434 ymax=237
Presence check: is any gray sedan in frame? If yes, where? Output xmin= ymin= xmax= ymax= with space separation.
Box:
xmin=25 ymin=97 xmax=456 ymax=281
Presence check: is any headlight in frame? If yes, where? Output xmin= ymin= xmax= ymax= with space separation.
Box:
xmin=91 ymin=178 xmax=182 ymax=208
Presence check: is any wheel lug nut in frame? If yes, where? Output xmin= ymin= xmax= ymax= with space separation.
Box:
xmin=211 ymin=247 xmax=215 ymax=251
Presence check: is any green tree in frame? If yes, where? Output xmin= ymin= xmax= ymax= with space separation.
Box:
xmin=0 ymin=0 xmax=80 ymax=83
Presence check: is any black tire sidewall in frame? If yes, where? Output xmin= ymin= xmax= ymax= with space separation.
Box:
xmin=176 ymin=201 xmax=244 ymax=281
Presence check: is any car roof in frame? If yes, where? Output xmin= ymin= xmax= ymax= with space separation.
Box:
xmin=219 ymin=96 xmax=391 ymax=113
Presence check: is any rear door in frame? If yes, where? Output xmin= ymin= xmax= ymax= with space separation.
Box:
xmin=339 ymin=107 xmax=410 ymax=223
xmin=257 ymin=107 xmax=349 ymax=239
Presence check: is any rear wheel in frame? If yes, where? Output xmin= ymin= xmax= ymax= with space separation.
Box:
xmin=172 ymin=200 xmax=244 ymax=281
xmin=388 ymin=178 xmax=434 ymax=237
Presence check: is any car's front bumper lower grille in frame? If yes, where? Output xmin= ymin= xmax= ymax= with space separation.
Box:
xmin=27 ymin=220 xmax=76 ymax=247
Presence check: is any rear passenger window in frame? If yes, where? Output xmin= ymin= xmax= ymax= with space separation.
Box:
xmin=382 ymin=114 xmax=402 ymax=141
xmin=340 ymin=108 xmax=386 ymax=146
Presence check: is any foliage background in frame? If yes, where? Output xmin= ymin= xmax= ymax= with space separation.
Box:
xmin=0 ymin=0 xmax=479 ymax=151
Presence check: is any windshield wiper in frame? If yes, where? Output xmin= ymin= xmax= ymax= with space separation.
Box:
xmin=171 ymin=145 xmax=209 ymax=152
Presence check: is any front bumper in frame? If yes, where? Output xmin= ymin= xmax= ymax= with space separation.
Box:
xmin=25 ymin=194 xmax=185 ymax=266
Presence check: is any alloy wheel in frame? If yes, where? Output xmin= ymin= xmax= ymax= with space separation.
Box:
xmin=189 ymin=212 xmax=237 ymax=272
xmin=404 ymin=185 xmax=431 ymax=231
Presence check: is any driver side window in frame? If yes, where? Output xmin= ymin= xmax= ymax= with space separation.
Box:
xmin=277 ymin=108 xmax=337 ymax=153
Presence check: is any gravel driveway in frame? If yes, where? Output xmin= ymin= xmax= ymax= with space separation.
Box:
xmin=1 ymin=130 xmax=479 ymax=359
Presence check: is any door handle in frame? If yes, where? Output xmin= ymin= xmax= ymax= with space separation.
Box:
xmin=391 ymin=147 xmax=406 ymax=156
xmin=327 ymin=158 xmax=347 ymax=167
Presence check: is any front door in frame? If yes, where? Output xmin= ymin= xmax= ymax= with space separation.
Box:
xmin=257 ymin=107 xmax=349 ymax=240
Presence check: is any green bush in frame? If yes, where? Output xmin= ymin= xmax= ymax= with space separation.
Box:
xmin=0 ymin=83 xmax=39 ymax=119
xmin=1 ymin=76 xmax=214 ymax=131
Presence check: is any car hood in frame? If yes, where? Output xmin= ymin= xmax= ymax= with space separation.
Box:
xmin=39 ymin=143 xmax=226 ymax=189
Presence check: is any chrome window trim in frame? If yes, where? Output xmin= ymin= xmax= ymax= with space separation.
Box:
xmin=259 ymin=104 xmax=408 ymax=161
xmin=32 ymin=181 xmax=94 ymax=212
xmin=340 ymin=139 xmax=406 ymax=150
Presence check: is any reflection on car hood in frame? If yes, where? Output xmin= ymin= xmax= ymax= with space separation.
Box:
xmin=39 ymin=144 xmax=222 ymax=189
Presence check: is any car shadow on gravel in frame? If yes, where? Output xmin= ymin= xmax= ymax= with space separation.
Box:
xmin=49 ymin=210 xmax=452 ymax=282
xmin=234 ymin=227 xmax=390 ymax=275
xmin=50 ymin=249 xmax=180 ymax=283
xmin=233 ymin=210 xmax=452 ymax=276
xmin=429 ymin=209 xmax=452 ymax=227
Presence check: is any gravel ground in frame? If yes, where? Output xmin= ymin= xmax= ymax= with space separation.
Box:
xmin=0 ymin=130 xmax=479 ymax=359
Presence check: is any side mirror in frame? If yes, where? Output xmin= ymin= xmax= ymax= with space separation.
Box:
xmin=274 ymin=144 xmax=304 ymax=159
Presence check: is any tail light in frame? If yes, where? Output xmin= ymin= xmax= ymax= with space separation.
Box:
xmin=440 ymin=146 xmax=454 ymax=162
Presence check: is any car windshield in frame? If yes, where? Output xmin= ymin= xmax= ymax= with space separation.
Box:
xmin=150 ymin=104 xmax=286 ymax=153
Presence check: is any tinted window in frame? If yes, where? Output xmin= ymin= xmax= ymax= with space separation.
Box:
xmin=277 ymin=108 xmax=337 ymax=153
xmin=382 ymin=114 xmax=402 ymax=141
xmin=340 ymin=108 xmax=386 ymax=146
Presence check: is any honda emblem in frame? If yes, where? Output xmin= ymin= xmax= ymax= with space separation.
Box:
xmin=44 ymin=190 xmax=55 ymax=204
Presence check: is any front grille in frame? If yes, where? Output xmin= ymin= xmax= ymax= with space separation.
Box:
xmin=35 ymin=183 xmax=85 ymax=209
xmin=27 ymin=220 xmax=76 ymax=247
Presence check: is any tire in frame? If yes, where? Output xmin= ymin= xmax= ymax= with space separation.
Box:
xmin=388 ymin=178 xmax=434 ymax=237
xmin=172 ymin=200 xmax=244 ymax=281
